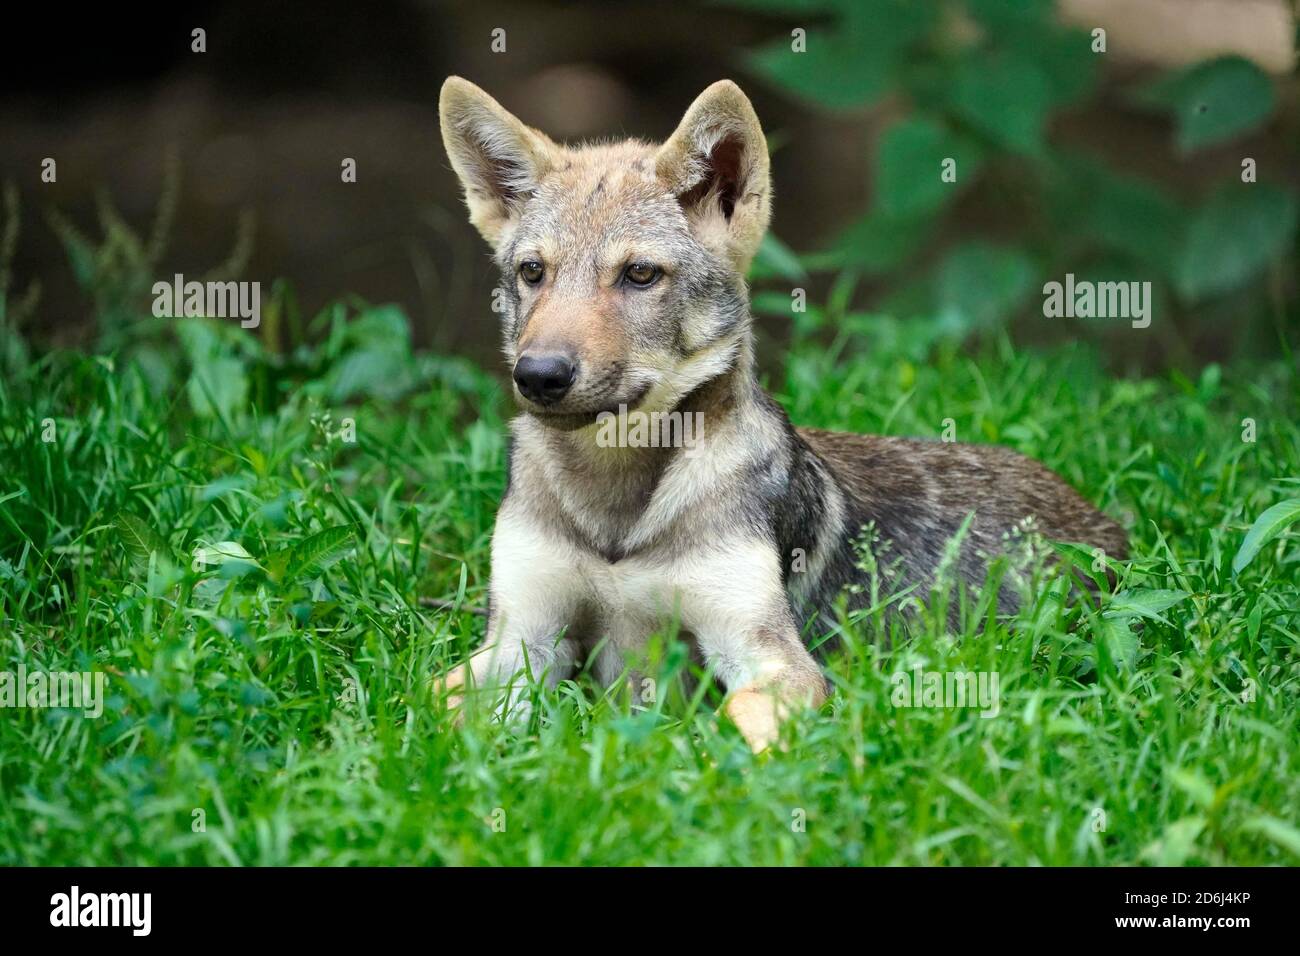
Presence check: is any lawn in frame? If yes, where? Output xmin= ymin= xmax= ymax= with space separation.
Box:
xmin=1 ymin=300 xmax=1298 ymax=866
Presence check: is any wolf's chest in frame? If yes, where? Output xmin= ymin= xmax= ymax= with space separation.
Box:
xmin=569 ymin=550 xmax=681 ymax=624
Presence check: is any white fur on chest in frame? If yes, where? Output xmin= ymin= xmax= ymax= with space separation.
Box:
xmin=490 ymin=501 xmax=788 ymax=689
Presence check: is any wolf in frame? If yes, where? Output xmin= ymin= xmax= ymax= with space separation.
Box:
xmin=436 ymin=76 xmax=1128 ymax=751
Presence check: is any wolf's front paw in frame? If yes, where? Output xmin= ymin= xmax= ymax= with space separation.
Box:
xmin=724 ymin=688 xmax=784 ymax=754
xmin=432 ymin=660 xmax=537 ymax=728
xmin=431 ymin=662 xmax=471 ymax=726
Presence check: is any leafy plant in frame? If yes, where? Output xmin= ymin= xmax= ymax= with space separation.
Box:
xmin=735 ymin=0 xmax=1298 ymax=353
xmin=44 ymin=151 xmax=256 ymax=351
xmin=0 ymin=183 xmax=41 ymax=379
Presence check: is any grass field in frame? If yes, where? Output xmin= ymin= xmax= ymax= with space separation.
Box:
xmin=1 ymin=300 xmax=1298 ymax=866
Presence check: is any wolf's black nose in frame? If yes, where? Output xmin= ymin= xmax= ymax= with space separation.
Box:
xmin=513 ymin=353 xmax=576 ymax=405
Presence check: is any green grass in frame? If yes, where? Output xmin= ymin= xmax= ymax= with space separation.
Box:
xmin=1 ymin=301 xmax=1298 ymax=866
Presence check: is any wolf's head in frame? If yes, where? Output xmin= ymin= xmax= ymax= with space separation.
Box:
xmin=440 ymin=77 xmax=771 ymax=429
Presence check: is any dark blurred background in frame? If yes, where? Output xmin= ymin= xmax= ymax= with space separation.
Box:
xmin=2 ymin=0 xmax=1297 ymax=373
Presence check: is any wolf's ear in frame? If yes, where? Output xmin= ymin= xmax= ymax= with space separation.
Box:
xmin=655 ymin=80 xmax=772 ymax=273
xmin=439 ymin=77 xmax=558 ymax=248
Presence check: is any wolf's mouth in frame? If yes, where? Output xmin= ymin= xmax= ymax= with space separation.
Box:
xmin=521 ymin=384 xmax=651 ymax=430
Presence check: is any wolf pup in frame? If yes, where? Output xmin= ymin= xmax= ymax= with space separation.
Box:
xmin=436 ymin=77 xmax=1127 ymax=751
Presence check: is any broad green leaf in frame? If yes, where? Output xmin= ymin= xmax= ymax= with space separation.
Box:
xmin=327 ymin=347 xmax=414 ymax=403
xmin=1097 ymin=616 xmax=1138 ymax=670
xmin=610 ymin=711 xmax=661 ymax=744
xmin=128 ymin=344 xmax=178 ymax=397
xmin=1175 ymin=185 xmax=1297 ymax=302
xmin=1105 ymin=588 xmax=1190 ymax=623
xmin=176 ymin=318 xmax=249 ymax=419
xmin=1048 ymin=540 xmax=1098 ymax=568
xmin=965 ymin=3 xmax=1097 ymax=105
xmin=875 ymin=116 xmax=984 ymax=219
xmin=284 ymin=526 xmax=357 ymax=584
xmin=176 ymin=316 xmax=222 ymax=358
xmin=1232 ymin=497 xmax=1300 ymax=575
xmin=747 ymin=29 xmax=891 ymax=110
xmin=943 ymin=51 xmax=1055 ymax=156
xmin=321 ymin=306 xmax=417 ymax=401
xmin=115 ymin=513 xmax=170 ymax=566
xmin=1023 ymin=27 xmax=1098 ymax=105
xmin=186 ymin=356 xmax=248 ymax=420
xmin=202 ymin=540 xmax=257 ymax=564
xmin=1137 ymin=56 xmax=1276 ymax=153
xmin=195 ymin=541 xmax=264 ymax=580
xmin=745 ymin=1 xmax=935 ymax=111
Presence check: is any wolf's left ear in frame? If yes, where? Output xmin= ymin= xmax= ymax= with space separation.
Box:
xmin=655 ymin=80 xmax=772 ymax=273
xmin=439 ymin=77 xmax=558 ymax=248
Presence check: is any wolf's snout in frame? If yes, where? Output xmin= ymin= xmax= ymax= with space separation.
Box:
xmin=513 ymin=352 xmax=577 ymax=405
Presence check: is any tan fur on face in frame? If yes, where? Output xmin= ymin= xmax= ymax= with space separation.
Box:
xmin=439 ymin=78 xmax=774 ymax=423
xmin=510 ymin=142 xmax=665 ymax=366
xmin=517 ymin=283 xmax=630 ymax=377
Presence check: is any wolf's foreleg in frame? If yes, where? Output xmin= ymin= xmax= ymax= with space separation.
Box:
xmin=676 ymin=538 xmax=827 ymax=752
xmin=434 ymin=503 xmax=581 ymax=723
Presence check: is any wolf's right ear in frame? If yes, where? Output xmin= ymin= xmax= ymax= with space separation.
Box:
xmin=439 ymin=77 xmax=557 ymax=248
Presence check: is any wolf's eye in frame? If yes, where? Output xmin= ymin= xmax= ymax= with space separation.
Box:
xmin=519 ymin=260 xmax=544 ymax=285
xmin=623 ymin=262 xmax=660 ymax=287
